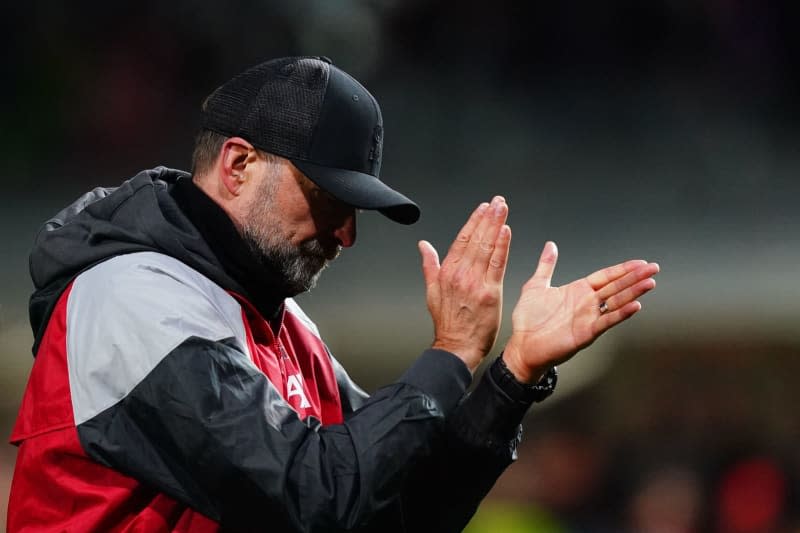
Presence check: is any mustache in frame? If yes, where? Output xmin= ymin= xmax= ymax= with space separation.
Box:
xmin=301 ymin=238 xmax=341 ymax=261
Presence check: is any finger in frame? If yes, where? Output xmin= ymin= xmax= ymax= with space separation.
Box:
xmin=600 ymin=278 xmax=656 ymax=313
xmin=444 ymin=202 xmax=489 ymax=264
xmin=464 ymin=196 xmax=508 ymax=269
xmin=586 ymin=259 xmax=649 ymax=291
xmin=595 ymin=300 xmax=643 ymax=334
xmin=418 ymin=240 xmax=441 ymax=288
xmin=596 ymin=262 xmax=660 ymax=301
xmin=486 ymin=225 xmax=511 ymax=285
xmin=527 ymin=241 xmax=559 ymax=289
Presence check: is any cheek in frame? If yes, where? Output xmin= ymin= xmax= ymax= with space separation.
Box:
xmin=281 ymin=209 xmax=321 ymax=244
xmin=269 ymin=174 xmax=327 ymax=244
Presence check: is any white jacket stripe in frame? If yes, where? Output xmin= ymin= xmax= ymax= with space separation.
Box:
xmin=67 ymin=252 xmax=250 ymax=425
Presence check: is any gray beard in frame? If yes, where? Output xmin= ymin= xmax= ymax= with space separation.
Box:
xmin=240 ymin=164 xmax=341 ymax=295
xmin=241 ymin=225 xmax=334 ymax=295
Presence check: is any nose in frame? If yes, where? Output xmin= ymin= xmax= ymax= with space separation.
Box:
xmin=333 ymin=210 xmax=357 ymax=248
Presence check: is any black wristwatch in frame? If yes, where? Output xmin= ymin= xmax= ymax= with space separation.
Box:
xmin=491 ymin=354 xmax=558 ymax=404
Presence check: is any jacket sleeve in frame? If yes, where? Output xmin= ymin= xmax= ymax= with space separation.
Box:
xmin=399 ymin=354 xmax=536 ymax=532
xmin=67 ymin=253 xmax=471 ymax=533
xmin=333 ymin=350 xmax=536 ymax=532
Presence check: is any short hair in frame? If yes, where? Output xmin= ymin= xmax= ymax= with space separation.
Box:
xmin=191 ymin=129 xmax=227 ymax=177
xmin=190 ymin=127 xmax=283 ymax=179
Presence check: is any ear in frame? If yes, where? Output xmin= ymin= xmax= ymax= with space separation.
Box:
xmin=219 ymin=137 xmax=257 ymax=195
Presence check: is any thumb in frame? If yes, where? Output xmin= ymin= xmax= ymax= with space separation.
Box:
xmin=418 ymin=240 xmax=441 ymax=286
xmin=529 ymin=240 xmax=559 ymax=288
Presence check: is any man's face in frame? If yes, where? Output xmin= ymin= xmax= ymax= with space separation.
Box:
xmin=241 ymin=156 xmax=356 ymax=295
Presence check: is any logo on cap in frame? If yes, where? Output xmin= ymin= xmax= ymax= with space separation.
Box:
xmin=368 ymin=125 xmax=383 ymax=175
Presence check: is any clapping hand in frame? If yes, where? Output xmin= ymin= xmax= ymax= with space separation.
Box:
xmin=502 ymin=241 xmax=659 ymax=383
xmin=418 ymin=196 xmax=511 ymax=372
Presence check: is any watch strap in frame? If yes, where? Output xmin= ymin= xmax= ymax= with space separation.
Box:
xmin=490 ymin=355 xmax=558 ymax=404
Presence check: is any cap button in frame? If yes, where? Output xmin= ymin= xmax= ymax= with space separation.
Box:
xmin=316 ymin=56 xmax=333 ymax=64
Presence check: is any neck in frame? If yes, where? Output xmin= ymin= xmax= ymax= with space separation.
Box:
xmin=171 ymin=176 xmax=290 ymax=322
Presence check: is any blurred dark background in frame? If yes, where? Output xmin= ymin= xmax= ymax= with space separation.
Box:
xmin=2 ymin=1 xmax=800 ymax=531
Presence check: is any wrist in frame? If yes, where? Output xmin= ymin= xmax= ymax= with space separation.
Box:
xmin=431 ymin=341 xmax=484 ymax=373
xmin=491 ymin=355 xmax=558 ymax=404
xmin=502 ymin=339 xmax=548 ymax=385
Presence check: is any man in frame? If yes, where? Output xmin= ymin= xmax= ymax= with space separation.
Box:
xmin=8 ymin=56 xmax=658 ymax=532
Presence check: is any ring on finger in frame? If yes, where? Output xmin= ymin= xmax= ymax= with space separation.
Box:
xmin=599 ymin=301 xmax=609 ymax=314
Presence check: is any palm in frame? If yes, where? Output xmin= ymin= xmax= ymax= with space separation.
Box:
xmin=505 ymin=241 xmax=659 ymax=377
xmin=512 ymin=278 xmax=602 ymax=365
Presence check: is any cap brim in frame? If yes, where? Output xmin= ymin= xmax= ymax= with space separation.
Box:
xmin=292 ymin=160 xmax=420 ymax=225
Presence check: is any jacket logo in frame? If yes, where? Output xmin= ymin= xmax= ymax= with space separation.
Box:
xmin=287 ymin=374 xmax=310 ymax=409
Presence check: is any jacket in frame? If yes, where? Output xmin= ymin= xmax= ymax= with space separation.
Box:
xmin=9 ymin=167 xmax=534 ymax=532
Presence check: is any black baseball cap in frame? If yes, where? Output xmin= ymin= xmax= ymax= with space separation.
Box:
xmin=200 ymin=56 xmax=420 ymax=225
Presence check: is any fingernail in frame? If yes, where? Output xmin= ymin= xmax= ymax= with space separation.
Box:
xmin=494 ymin=202 xmax=506 ymax=216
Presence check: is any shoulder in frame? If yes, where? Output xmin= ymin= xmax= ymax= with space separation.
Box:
xmin=70 ymin=252 xmax=241 ymax=330
xmin=66 ymin=252 xmax=250 ymax=423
